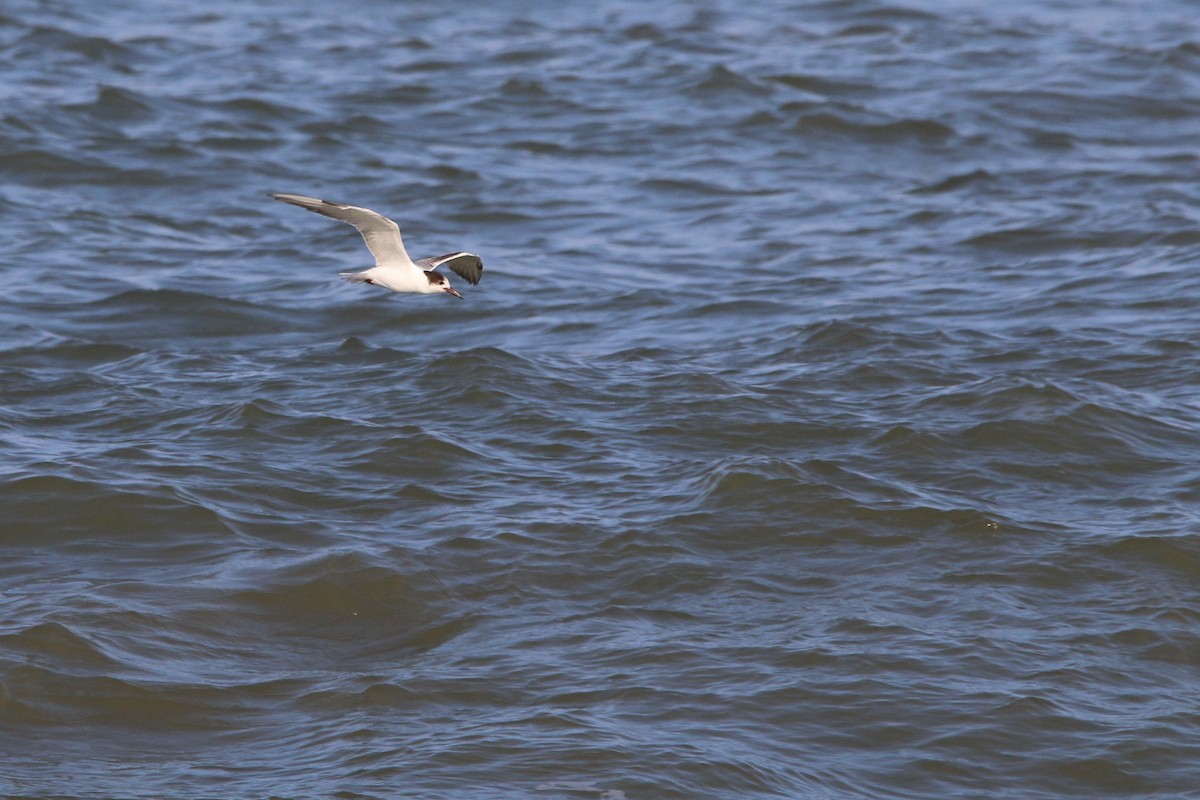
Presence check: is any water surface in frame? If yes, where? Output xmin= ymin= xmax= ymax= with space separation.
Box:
xmin=1 ymin=1 xmax=1199 ymax=798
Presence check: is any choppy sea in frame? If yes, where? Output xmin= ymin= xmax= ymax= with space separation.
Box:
xmin=2 ymin=1 xmax=1199 ymax=798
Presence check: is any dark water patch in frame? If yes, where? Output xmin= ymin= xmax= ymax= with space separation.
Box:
xmin=222 ymin=554 xmax=454 ymax=658
xmin=977 ymin=89 xmax=1200 ymax=141
xmin=0 ymin=475 xmax=233 ymax=542
xmin=870 ymin=424 xmax=952 ymax=457
xmin=391 ymin=482 xmax=463 ymax=504
xmin=415 ymin=347 xmax=599 ymax=414
xmin=402 ymin=57 xmax=465 ymax=73
xmin=11 ymin=25 xmax=139 ymax=67
xmin=506 ymin=139 xmax=568 ymax=154
xmin=329 ymin=336 xmax=420 ymax=367
xmin=0 ymin=622 xmax=120 ymax=673
xmin=339 ymin=428 xmax=491 ymax=485
xmin=0 ymin=149 xmax=175 ymax=187
xmin=910 ymin=169 xmax=994 ymax=194
xmin=791 ymin=112 xmax=956 ymax=143
xmin=1151 ymin=229 xmax=1200 ymax=246
xmin=736 ymin=109 xmax=786 ymax=129
xmin=682 ymin=298 xmax=796 ymax=320
xmin=638 ymin=177 xmax=782 ymax=197
xmin=961 ymin=224 xmax=1155 ymax=252
xmin=690 ymin=64 xmax=772 ymax=97
xmin=194 ymin=95 xmax=311 ymax=121
xmin=340 ymin=82 xmax=439 ymax=105
xmin=827 ymin=3 xmax=940 ymax=24
xmin=76 ymin=289 xmax=312 ymax=339
xmin=915 ymin=376 xmax=1082 ymax=417
xmin=194 ymin=133 xmax=283 ymax=152
xmin=686 ymin=455 xmax=1000 ymax=544
xmin=767 ymin=72 xmax=876 ymax=97
xmin=0 ymin=339 xmax=143 ymax=370
xmin=622 ymin=22 xmax=666 ymax=42
xmin=834 ymin=23 xmax=899 ymax=38
xmin=499 ymin=77 xmax=552 ymax=98
xmin=1023 ymin=127 xmax=1076 ymax=150
xmin=193 ymin=397 xmax=298 ymax=430
xmin=1095 ymin=535 xmax=1200 ymax=580
xmin=0 ymin=665 xmax=262 ymax=731
xmin=445 ymin=209 xmax=537 ymax=225
xmin=64 ymin=85 xmax=156 ymax=123
xmin=424 ymin=163 xmax=483 ymax=183
xmin=794 ymin=318 xmax=926 ymax=357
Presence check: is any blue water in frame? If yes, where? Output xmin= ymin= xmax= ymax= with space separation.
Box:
xmin=1 ymin=1 xmax=1199 ymax=798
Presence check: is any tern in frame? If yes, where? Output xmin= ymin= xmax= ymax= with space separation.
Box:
xmin=271 ymin=192 xmax=483 ymax=299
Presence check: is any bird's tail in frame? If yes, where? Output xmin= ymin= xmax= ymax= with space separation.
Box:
xmin=339 ymin=270 xmax=372 ymax=283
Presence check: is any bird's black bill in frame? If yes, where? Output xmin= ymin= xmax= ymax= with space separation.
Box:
xmin=444 ymin=287 xmax=464 ymax=299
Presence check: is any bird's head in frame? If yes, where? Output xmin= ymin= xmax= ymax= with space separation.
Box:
xmin=426 ymin=271 xmax=463 ymax=299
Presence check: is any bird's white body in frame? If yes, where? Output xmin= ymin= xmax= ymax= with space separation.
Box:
xmin=270 ymin=193 xmax=483 ymax=299
xmin=344 ymin=263 xmax=440 ymax=294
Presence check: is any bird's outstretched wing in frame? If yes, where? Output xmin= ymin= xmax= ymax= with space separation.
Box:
xmin=271 ymin=193 xmax=411 ymax=267
xmin=415 ymin=252 xmax=483 ymax=285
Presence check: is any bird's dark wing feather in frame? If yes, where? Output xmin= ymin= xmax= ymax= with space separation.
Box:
xmin=415 ymin=252 xmax=483 ymax=285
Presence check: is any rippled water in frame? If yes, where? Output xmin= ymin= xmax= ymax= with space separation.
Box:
xmin=2 ymin=1 xmax=1199 ymax=798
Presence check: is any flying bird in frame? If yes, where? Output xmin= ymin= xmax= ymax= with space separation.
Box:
xmin=270 ymin=192 xmax=483 ymax=299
